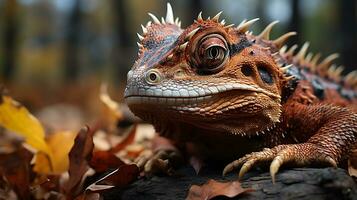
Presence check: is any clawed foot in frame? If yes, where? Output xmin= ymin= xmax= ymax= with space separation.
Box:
xmin=135 ymin=149 xmax=183 ymax=176
xmin=223 ymin=143 xmax=337 ymax=183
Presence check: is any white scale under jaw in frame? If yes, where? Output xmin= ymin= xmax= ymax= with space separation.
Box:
xmin=125 ymin=95 xmax=212 ymax=106
xmin=124 ymin=82 xmax=280 ymax=102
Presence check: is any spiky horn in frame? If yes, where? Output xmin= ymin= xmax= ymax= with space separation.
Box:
xmin=237 ymin=18 xmax=259 ymax=33
xmin=165 ymin=3 xmax=174 ymax=24
xmin=258 ymin=21 xmax=279 ymax=40
xmin=296 ymin=42 xmax=309 ymax=61
xmin=212 ymin=11 xmax=222 ymax=22
xmin=148 ymin=13 xmax=160 ymax=24
xmin=273 ymin=32 xmax=297 ymax=48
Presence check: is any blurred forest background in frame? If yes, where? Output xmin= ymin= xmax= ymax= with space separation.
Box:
xmin=0 ymin=0 xmax=356 ymax=120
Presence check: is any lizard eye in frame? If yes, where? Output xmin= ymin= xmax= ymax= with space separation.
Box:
xmin=145 ymin=69 xmax=162 ymax=85
xmin=194 ymin=34 xmax=229 ymax=74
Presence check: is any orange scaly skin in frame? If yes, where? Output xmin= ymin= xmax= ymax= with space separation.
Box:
xmin=124 ymin=4 xmax=357 ymax=181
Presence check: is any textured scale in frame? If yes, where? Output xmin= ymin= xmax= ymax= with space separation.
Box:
xmin=125 ymin=3 xmax=357 ymax=181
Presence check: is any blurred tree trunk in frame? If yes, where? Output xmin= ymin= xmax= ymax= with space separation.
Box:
xmin=64 ymin=0 xmax=81 ymax=82
xmin=288 ymin=0 xmax=301 ymax=46
xmin=112 ymin=0 xmax=131 ymax=81
xmin=256 ymin=1 xmax=267 ymax=27
xmin=2 ymin=0 xmax=19 ymax=83
xmin=339 ymin=0 xmax=357 ymax=72
xmin=189 ymin=0 xmax=202 ymax=23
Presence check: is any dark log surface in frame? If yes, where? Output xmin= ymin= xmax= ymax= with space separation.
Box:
xmin=103 ymin=166 xmax=357 ymax=200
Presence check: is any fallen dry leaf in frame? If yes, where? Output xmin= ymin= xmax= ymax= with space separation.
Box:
xmin=0 ymin=93 xmax=51 ymax=156
xmin=65 ymin=126 xmax=95 ymax=198
xmin=186 ymin=179 xmax=252 ymax=200
xmin=75 ymin=192 xmax=101 ymax=200
xmin=99 ymin=83 xmax=123 ymax=131
xmin=125 ymin=144 xmax=145 ymax=159
xmin=31 ymin=175 xmax=61 ymax=197
xmin=0 ymin=175 xmax=17 ymax=200
xmin=34 ymin=131 xmax=77 ymax=174
xmin=90 ymin=151 xmax=125 ymax=173
xmin=110 ymin=125 xmax=137 ymax=153
xmin=86 ymin=164 xmax=139 ymax=192
xmin=85 ymin=184 xmax=115 ymax=192
xmin=99 ymin=83 xmax=122 ymax=120
xmin=98 ymin=164 xmax=139 ymax=187
xmin=0 ymin=147 xmax=33 ymax=200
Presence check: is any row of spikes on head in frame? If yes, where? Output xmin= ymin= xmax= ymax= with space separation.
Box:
xmin=136 ymin=3 xmax=357 ymax=90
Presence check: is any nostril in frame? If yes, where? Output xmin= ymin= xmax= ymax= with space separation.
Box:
xmin=145 ymin=69 xmax=162 ymax=85
xmin=241 ymin=64 xmax=253 ymax=76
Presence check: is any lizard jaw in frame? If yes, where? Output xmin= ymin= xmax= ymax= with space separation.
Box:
xmin=125 ymin=95 xmax=213 ymax=106
xmin=124 ymin=81 xmax=280 ymax=101
xmin=126 ymin=90 xmax=281 ymax=138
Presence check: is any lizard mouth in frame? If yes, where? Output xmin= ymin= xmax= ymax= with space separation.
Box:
xmin=125 ymin=95 xmax=212 ymax=106
xmin=124 ymin=82 xmax=280 ymax=108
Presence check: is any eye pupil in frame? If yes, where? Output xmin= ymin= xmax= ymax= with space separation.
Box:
xmin=149 ymin=73 xmax=157 ymax=81
xmin=208 ymin=47 xmax=219 ymax=59
xmin=145 ymin=69 xmax=161 ymax=85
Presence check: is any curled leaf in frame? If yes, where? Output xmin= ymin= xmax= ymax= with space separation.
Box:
xmin=186 ymin=179 xmax=253 ymax=200
xmin=34 ymin=131 xmax=77 ymax=174
xmin=86 ymin=164 xmax=139 ymax=192
xmin=100 ymin=83 xmax=123 ymax=121
xmin=0 ymin=147 xmax=33 ymax=200
xmin=110 ymin=125 xmax=137 ymax=153
xmin=90 ymin=151 xmax=125 ymax=173
xmin=65 ymin=126 xmax=95 ymax=197
xmin=99 ymin=164 xmax=139 ymax=187
xmin=75 ymin=192 xmax=101 ymax=200
xmin=0 ymin=94 xmax=51 ymax=156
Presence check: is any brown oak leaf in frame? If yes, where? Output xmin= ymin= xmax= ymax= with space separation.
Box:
xmin=65 ymin=126 xmax=95 ymax=198
xmin=0 ymin=147 xmax=33 ymax=200
xmin=89 ymin=151 xmax=125 ymax=173
xmin=75 ymin=192 xmax=101 ymax=200
xmin=86 ymin=164 xmax=139 ymax=192
xmin=186 ymin=179 xmax=253 ymax=200
xmin=110 ymin=125 xmax=137 ymax=153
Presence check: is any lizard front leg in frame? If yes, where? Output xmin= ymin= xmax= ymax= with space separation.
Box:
xmin=223 ymin=103 xmax=357 ymax=182
xmin=135 ymin=135 xmax=183 ymax=175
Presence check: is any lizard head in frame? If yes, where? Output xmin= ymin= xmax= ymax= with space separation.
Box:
xmin=125 ymin=3 xmax=296 ymax=137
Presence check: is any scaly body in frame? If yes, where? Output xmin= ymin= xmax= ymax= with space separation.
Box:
xmin=124 ymin=3 xmax=357 ymax=181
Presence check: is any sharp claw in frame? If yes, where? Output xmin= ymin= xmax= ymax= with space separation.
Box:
xmin=222 ymin=163 xmax=233 ymax=176
xmin=144 ymin=158 xmax=169 ymax=174
xmin=136 ymin=157 xmax=147 ymax=169
xmin=326 ymin=156 xmax=337 ymax=168
xmin=238 ymin=165 xmax=248 ymax=180
xmin=271 ymin=174 xmax=276 ymax=184
xmin=223 ymin=144 xmax=336 ymax=183
xmin=223 ymin=158 xmax=246 ymax=176
xmin=144 ymin=159 xmax=154 ymax=172
xmin=270 ymin=156 xmax=283 ymax=184
xmin=153 ymin=150 xmax=168 ymax=160
xmin=135 ymin=151 xmax=153 ymax=169
xmin=238 ymin=159 xmax=256 ymax=180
